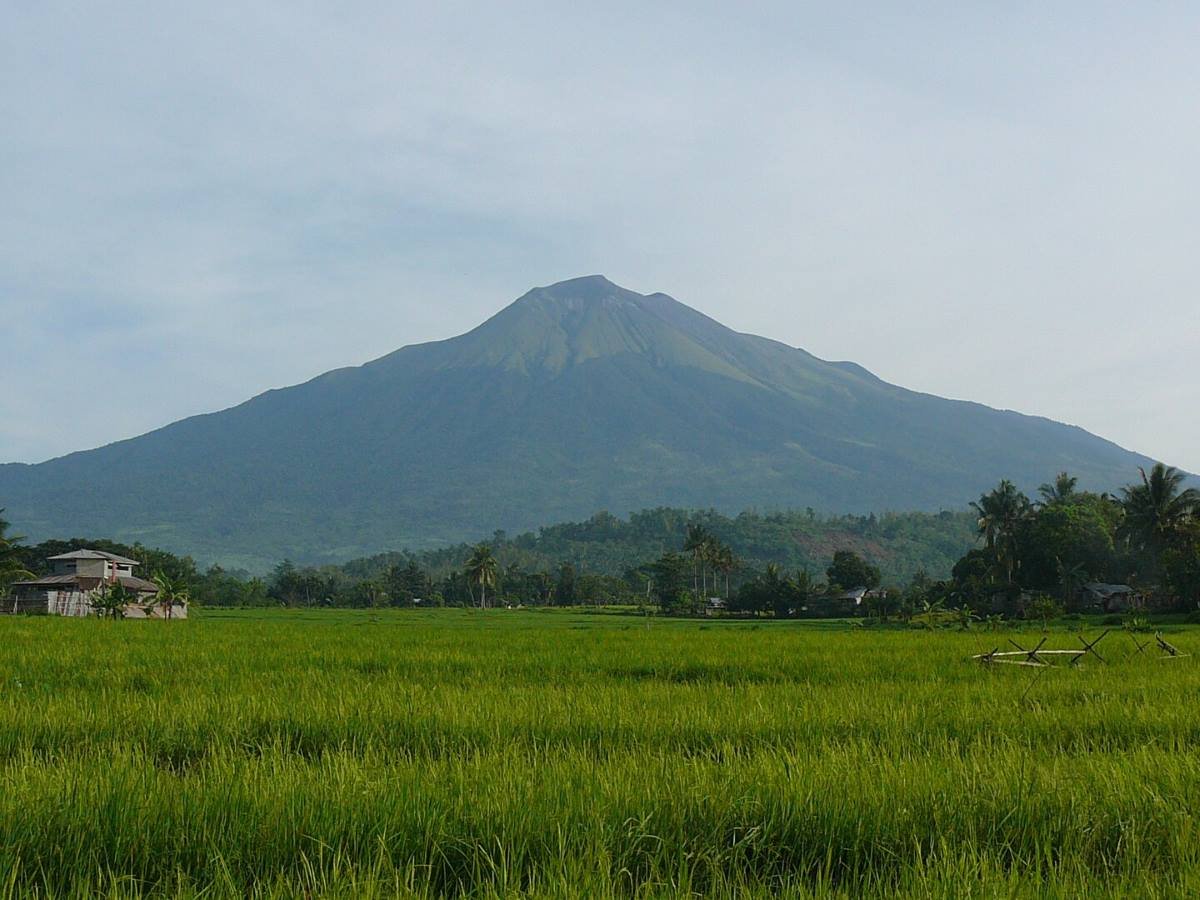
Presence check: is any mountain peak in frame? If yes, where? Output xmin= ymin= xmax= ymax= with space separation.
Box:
xmin=512 ymin=274 xmax=646 ymax=314
xmin=536 ymin=274 xmax=622 ymax=297
xmin=0 ymin=274 xmax=1164 ymax=567
xmin=440 ymin=275 xmax=747 ymax=378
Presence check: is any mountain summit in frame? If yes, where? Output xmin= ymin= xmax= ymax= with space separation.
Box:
xmin=0 ymin=276 xmax=1164 ymax=568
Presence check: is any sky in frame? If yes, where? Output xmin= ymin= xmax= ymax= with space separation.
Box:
xmin=3 ymin=2 xmax=1198 ymax=472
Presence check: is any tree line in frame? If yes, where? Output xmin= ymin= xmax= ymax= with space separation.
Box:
xmin=946 ymin=464 xmax=1199 ymax=613
xmin=3 ymin=464 xmax=1197 ymax=618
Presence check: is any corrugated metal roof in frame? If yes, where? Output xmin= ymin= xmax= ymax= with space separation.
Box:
xmin=11 ymin=573 xmax=158 ymax=593
xmin=12 ymin=574 xmax=83 ymax=587
xmin=47 ymin=549 xmax=141 ymax=565
xmin=1084 ymin=582 xmax=1135 ymax=595
xmin=118 ymin=575 xmax=160 ymax=592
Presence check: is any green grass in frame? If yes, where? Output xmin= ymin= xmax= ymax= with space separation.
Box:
xmin=0 ymin=609 xmax=1198 ymax=897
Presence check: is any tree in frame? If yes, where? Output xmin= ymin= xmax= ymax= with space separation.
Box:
xmin=950 ymin=548 xmax=994 ymax=603
xmin=464 ymin=544 xmax=498 ymax=609
xmin=970 ymin=481 xmax=1032 ymax=585
xmin=385 ymin=560 xmax=428 ymax=606
xmin=1055 ymin=558 xmax=1088 ymax=611
xmin=91 ymin=582 xmax=135 ymax=619
xmin=683 ymin=524 xmax=712 ymax=598
xmin=1163 ymin=529 xmax=1200 ymax=607
xmin=152 ymin=570 xmax=190 ymax=620
xmin=554 ymin=563 xmax=578 ymax=606
xmin=0 ymin=510 xmax=33 ymax=597
xmin=1019 ymin=498 xmax=1116 ymax=595
xmin=1038 ymin=472 xmax=1079 ymax=506
xmin=269 ymin=560 xmax=305 ymax=607
xmin=1119 ymin=464 xmax=1199 ymax=554
xmin=648 ymin=552 xmax=690 ymax=613
xmin=1025 ymin=594 xmax=1063 ymax=631
xmin=786 ymin=568 xmax=818 ymax=618
xmin=732 ymin=564 xmax=777 ymax=617
xmin=710 ymin=542 xmax=736 ymax=600
xmin=825 ymin=550 xmax=880 ymax=592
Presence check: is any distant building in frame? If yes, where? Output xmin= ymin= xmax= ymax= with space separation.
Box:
xmin=5 ymin=549 xmax=182 ymax=618
xmin=837 ymin=587 xmax=869 ymax=607
xmin=1080 ymin=583 xmax=1142 ymax=613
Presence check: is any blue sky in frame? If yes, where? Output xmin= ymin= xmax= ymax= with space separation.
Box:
xmin=3 ymin=2 xmax=1198 ymax=473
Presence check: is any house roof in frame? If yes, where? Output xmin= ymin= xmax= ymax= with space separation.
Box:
xmin=11 ymin=573 xmax=158 ymax=593
xmin=1084 ymin=582 xmax=1135 ymax=596
xmin=47 ymin=549 xmax=141 ymax=566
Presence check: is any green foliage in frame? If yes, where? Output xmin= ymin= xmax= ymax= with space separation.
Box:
xmin=1024 ymin=594 xmax=1065 ymax=629
xmin=88 ymin=582 xmax=136 ymax=619
xmin=970 ymin=480 xmax=1032 ymax=585
xmin=151 ymin=570 xmax=190 ymax=619
xmin=345 ymin=506 xmax=978 ymax=589
xmin=647 ymin=552 xmax=690 ymax=613
xmin=1119 ymin=463 xmax=1200 ymax=553
xmin=463 ymin=544 xmax=498 ymax=609
xmin=383 ymin=559 xmax=428 ymax=606
xmin=1020 ymin=496 xmax=1117 ymax=593
xmin=825 ymin=549 xmax=881 ymax=591
xmin=1164 ymin=530 xmax=1200 ymax=607
xmin=949 ymin=469 xmax=1200 ymax=613
xmin=0 ymin=510 xmax=33 ymax=595
xmin=1038 ymin=471 xmax=1079 ymax=506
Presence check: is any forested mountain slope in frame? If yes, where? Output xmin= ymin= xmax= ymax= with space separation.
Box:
xmin=0 ymin=275 xmax=1165 ymax=569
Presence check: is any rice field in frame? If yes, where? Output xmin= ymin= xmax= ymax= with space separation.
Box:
xmin=0 ymin=608 xmax=1198 ymax=898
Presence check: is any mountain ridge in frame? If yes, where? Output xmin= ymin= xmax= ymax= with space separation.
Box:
xmin=0 ymin=276 xmax=1173 ymax=570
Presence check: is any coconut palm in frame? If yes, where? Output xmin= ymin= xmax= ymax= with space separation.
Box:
xmin=712 ymin=543 xmax=737 ymax=600
xmin=0 ymin=510 xmax=33 ymax=597
xmin=1119 ymin=464 xmax=1200 ymax=552
xmin=464 ymin=544 xmax=498 ymax=609
xmin=152 ymin=570 xmax=190 ymax=620
xmin=683 ymin=524 xmax=711 ymax=598
xmin=1038 ymin=472 xmax=1079 ymax=506
xmin=970 ymin=480 xmax=1032 ymax=585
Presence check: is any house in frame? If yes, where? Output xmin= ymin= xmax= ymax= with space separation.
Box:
xmin=804 ymin=586 xmax=888 ymax=618
xmin=1080 ymin=583 xmax=1141 ymax=613
xmin=5 ymin=549 xmax=183 ymax=618
xmin=705 ymin=597 xmax=727 ymax=616
xmin=837 ymin=587 xmax=870 ymax=607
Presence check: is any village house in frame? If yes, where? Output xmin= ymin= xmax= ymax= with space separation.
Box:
xmin=5 ymin=549 xmax=184 ymax=618
xmin=1080 ymin=582 xmax=1142 ymax=613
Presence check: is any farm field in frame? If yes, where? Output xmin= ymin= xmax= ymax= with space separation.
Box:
xmin=0 ymin=609 xmax=1198 ymax=898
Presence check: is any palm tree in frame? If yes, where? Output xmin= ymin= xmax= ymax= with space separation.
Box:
xmin=713 ymin=544 xmax=737 ymax=600
xmin=1119 ymin=464 xmax=1200 ymax=552
xmin=683 ymin=524 xmax=711 ymax=598
xmin=1055 ymin=557 xmax=1087 ymax=608
xmin=152 ymin=570 xmax=190 ymax=620
xmin=1038 ymin=472 xmax=1079 ymax=506
xmin=464 ymin=544 xmax=498 ymax=609
xmin=0 ymin=510 xmax=33 ymax=599
xmin=698 ymin=536 xmax=723 ymax=599
xmin=970 ymin=480 xmax=1031 ymax=585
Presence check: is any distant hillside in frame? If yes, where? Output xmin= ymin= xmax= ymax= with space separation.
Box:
xmin=338 ymin=507 xmax=980 ymax=586
xmin=0 ymin=275 xmax=1170 ymax=571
